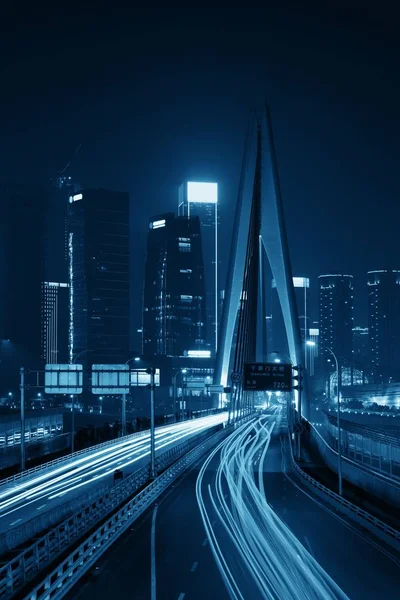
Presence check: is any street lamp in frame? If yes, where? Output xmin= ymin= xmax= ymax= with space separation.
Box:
xmin=71 ymin=349 xmax=93 ymax=454
xmin=307 ymin=340 xmax=342 ymax=496
xmin=123 ymin=355 xmax=142 ymax=435
xmin=173 ymin=368 xmax=187 ymax=421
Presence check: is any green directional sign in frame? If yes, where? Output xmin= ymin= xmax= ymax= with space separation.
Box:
xmin=243 ymin=362 xmax=292 ymax=391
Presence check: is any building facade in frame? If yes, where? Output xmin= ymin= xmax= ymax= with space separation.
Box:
xmin=143 ymin=213 xmax=206 ymax=358
xmin=367 ymin=270 xmax=400 ymax=382
xmin=178 ymin=182 xmax=218 ymax=353
xmin=69 ymin=189 xmax=130 ymax=367
xmin=41 ymin=282 xmax=69 ymax=365
xmin=352 ymin=326 xmax=369 ymax=372
xmin=318 ymin=274 xmax=354 ymax=364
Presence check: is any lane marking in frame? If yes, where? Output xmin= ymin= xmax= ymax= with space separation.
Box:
xmin=177 ymin=594 xmax=186 ymax=600
xmin=202 ymin=538 xmax=208 ymax=547
xmin=190 ymin=561 xmax=199 ymax=573
xmin=36 ymin=504 xmax=46 ymax=511
xmin=10 ymin=518 xmax=22 ymax=526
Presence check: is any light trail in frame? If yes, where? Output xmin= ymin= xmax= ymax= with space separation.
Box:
xmin=0 ymin=414 xmax=226 ymax=526
xmin=196 ymin=412 xmax=349 ymax=600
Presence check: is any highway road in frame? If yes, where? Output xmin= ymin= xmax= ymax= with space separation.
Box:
xmin=66 ymin=407 xmax=400 ymax=600
xmin=0 ymin=414 xmax=227 ymax=536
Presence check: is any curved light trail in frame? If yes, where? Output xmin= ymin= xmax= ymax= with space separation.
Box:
xmin=196 ymin=411 xmax=349 ymax=600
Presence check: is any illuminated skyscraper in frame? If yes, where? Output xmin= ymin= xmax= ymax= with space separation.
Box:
xmin=367 ymin=270 xmax=400 ymax=382
xmin=318 ymin=274 xmax=353 ymax=363
xmin=143 ymin=213 xmax=206 ymax=357
xmin=68 ymin=189 xmax=130 ymax=366
xmin=178 ymin=182 xmax=218 ymax=353
xmin=41 ymin=282 xmax=69 ymax=364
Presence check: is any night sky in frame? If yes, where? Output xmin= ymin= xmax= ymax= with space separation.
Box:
xmin=1 ymin=2 xmax=399 ymax=331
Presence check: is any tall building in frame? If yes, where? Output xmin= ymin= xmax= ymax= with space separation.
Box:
xmin=69 ymin=189 xmax=130 ymax=366
xmin=271 ymin=276 xmax=310 ymax=354
xmin=46 ymin=176 xmax=79 ymax=283
xmin=0 ymin=185 xmax=47 ymax=374
xmin=178 ymin=182 xmax=218 ymax=353
xmin=318 ymin=274 xmax=353 ymax=363
xmin=41 ymin=282 xmax=69 ymax=364
xmin=367 ymin=270 xmax=400 ymax=382
xmin=143 ymin=213 xmax=206 ymax=358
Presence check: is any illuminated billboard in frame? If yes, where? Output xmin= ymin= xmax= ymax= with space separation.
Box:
xmin=187 ymin=182 xmax=217 ymax=204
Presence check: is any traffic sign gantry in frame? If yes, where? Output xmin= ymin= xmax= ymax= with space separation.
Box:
xmin=243 ymin=362 xmax=292 ymax=392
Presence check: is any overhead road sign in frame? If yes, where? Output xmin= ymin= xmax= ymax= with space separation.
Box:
xmin=45 ymin=364 xmax=83 ymax=394
xmin=243 ymin=362 xmax=292 ymax=392
xmin=130 ymin=369 xmax=160 ymax=387
xmin=92 ymin=364 xmax=130 ymax=394
xmin=206 ymin=384 xmax=226 ymax=393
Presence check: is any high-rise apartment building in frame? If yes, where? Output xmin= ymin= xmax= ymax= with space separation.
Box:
xmin=318 ymin=274 xmax=353 ymax=363
xmin=0 ymin=185 xmax=47 ymax=373
xmin=367 ymin=270 xmax=400 ymax=382
xmin=69 ymin=189 xmax=130 ymax=366
xmin=178 ymin=182 xmax=218 ymax=353
xmin=41 ymin=282 xmax=69 ymax=364
xmin=143 ymin=213 xmax=206 ymax=358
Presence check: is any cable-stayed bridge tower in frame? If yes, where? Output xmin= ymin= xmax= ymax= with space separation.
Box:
xmin=215 ymin=106 xmax=307 ymax=419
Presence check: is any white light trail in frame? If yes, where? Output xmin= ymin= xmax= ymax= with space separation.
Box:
xmin=0 ymin=415 xmax=227 ymax=524
xmin=196 ymin=413 xmax=349 ymax=600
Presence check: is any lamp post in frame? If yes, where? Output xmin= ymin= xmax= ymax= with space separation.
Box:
xmin=307 ymin=340 xmax=342 ymax=496
xmin=71 ymin=349 xmax=93 ymax=454
xmin=173 ymin=369 xmax=187 ymax=422
xmin=123 ymin=356 xmax=141 ymax=436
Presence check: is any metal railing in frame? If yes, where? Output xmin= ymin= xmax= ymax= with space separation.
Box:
xmin=0 ymin=424 xmax=221 ymax=600
xmin=0 ymin=430 xmax=147 ymax=490
xmin=309 ymin=421 xmax=400 ymax=489
xmin=18 ymin=425 xmax=231 ymax=600
xmin=287 ymin=429 xmax=400 ymax=545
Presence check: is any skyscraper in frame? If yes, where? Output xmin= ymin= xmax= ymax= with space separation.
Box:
xmin=178 ymin=182 xmax=218 ymax=353
xmin=367 ymin=270 xmax=400 ymax=382
xmin=46 ymin=175 xmax=78 ymax=283
xmin=271 ymin=276 xmax=309 ymax=353
xmin=69 ymin=189 xmax=130 ymax=366
xmin=0 ymin=185 xmax=47 ymax=373
xmin=318 ymin=274 xmax=353 ymax=363
xmin=41 ymin=282 xmax=69 ymax=364
xmin=143 ymin=213 xmax=206 ymax=358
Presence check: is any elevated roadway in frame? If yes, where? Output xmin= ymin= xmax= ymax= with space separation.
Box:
xmin=0 ymin=414 xmax=226 ymax=537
